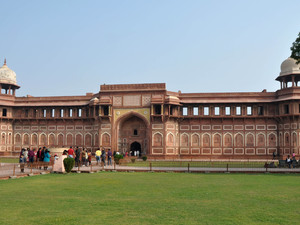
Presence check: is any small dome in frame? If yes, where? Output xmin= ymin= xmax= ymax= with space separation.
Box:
xmin=90 ymin=97 xmax=99 ymax=102
xmin=0 ymin=60 xmax=17 ymax=85
xmin=280 ymin=57 xmax=300 ymax=76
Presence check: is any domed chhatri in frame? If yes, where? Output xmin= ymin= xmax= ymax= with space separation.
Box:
xmin=0 ymin=59 xmax=17 ymax=86
xmin=280 ymin=57 xmax=300 ymax=77
xmin=276 ymin=57 xmax=300 ymax=90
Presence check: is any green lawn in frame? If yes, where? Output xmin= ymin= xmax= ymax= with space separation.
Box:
xmin=0 ymin=172 xmax=299 ymax=225
xmin=0 ymin=158 xmax=19 ymax=163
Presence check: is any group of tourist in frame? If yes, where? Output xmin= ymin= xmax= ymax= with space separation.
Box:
xmin=93 ymin=147 xmax=113 ymax=166
xmin=19 ymin=147 xmax=51 ymax=164
xmin=18 ymin=146 xmax=137 ymax=168
xmin=286 ymin=153 xmax=297 ymax=168
xmin=63 ymin=146 xmax=92 ymax=167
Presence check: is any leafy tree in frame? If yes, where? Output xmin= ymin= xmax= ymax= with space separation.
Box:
xmin=290 ymin=32 xmax=300 ymax=64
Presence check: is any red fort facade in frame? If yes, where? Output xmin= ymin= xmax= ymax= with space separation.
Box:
xmin=1 ymin=58 xmax=300 ymax=159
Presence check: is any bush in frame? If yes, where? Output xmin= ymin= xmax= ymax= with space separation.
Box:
xmin=142 ymin=156 xmax=147 ymax=161
xmin=114 ymin=154 xmax=124 ymax=164
xmin=63 ymin=158 xmax=75 ymax=173
xmin=131 ymin=158 xmax=136 ymax=163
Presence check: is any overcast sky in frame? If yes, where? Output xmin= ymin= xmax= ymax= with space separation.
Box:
xmin=0 ymin=0 xmax=299 ymax=97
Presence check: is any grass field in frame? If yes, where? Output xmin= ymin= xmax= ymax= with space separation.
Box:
xmin=0 ymin=172 xmax=299 ymax=225
xmin=0 ymin=158 xmax=19 ymax=163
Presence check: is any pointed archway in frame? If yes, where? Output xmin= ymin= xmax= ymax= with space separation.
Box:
xmin=130 ymin=141 xmax=141 ymax=156
xmin=114 ymin=112 xmax=150 ymax=155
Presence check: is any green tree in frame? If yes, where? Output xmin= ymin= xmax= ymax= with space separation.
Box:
xmin=290 ymin=32 xmax=300 ymax=64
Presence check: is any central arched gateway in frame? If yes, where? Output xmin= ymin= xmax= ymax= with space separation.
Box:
xmin=130 ymin=141 xmax=141 ymax=156
xmin=114 ymin=112 xmax=150 ymax=156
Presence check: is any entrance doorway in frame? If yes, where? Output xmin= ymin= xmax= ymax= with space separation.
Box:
xmin=117 ymin=114 xmax=148 ymax=155
xmin=130 ymin=141 xmax=141 ymax=157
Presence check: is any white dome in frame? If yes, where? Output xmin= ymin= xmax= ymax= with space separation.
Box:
xmin=280 ymin=57 xmax=300 ymax=76
xmin=0 ymin=60 xmax=17 ymax=85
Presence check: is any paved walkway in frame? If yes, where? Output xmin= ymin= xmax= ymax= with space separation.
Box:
xmin=0 ymin=163 xmax=51 ymax=179
xmin=72 ymin=164 xmax=300 ymax=173
xmin=1 ymin=162 xmax=299 ymax=179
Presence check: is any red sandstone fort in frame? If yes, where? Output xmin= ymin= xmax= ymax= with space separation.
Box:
xmin=0 ymin=58 xmax=300 ymax=159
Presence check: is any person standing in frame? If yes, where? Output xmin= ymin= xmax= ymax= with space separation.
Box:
xmin=95 ymin=148 xmax=101 ymax=165
xmin=84 ymin=149 xmax=88 ymax=166
xmin=272 ymin=151 xmax=276 ymax=160
xmin=36 ymin=148 xmax=41 ymax=162
xmin=43 ymin=149 xmax=51 ymax=170
xmin=292 ymin=152 xmax=296 ymax=160
xmin=88 ymin=150 xmax=92 ymax=166
xmin=81 ymin=148 xmax=86 ymax=166
xmin=68 ymin=146 xmax=74 ymax=158
xmin=33 ymin=149 xmax=37 ymax=162
xmin=40 ymin=147 xmax=45 ymax=162
xmin=286 ymin=155 xmax=292 ymax=168
xmin=101 ymin=148 xmax=106 ymax=166
xmin=19 ymin=148 xmax=25 ymax=163
xmin=107 ymin=149 xmax=112 ymax=166
xmin=28 ymin=148 xmax=35 ymax=163
xmin=23 ymin=148 xmax=28 ymax=163
xmin=75 ymin=147 xmax=81 ymax=167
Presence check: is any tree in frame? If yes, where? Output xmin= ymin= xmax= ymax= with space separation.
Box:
xmin=290 ymin=32 xmax=300 ymax=64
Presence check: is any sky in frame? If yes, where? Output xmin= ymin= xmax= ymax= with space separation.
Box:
xmin=0 ymin=0 xmax=299 ymax=97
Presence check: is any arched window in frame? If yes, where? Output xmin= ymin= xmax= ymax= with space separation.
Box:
xmin=58 ymin=134 xmax=64 ymax=146
xmin=15 ymin=134 xmax=21 ymax=145
xmin=246 ymin=134 xmax=254 ymax=147
xmin=153 ymin=133 xmax=163 ymax=147
xmin=94 ymin=133 xmax=99 ymax=146
xmin=202 ymin=134 xmax=210 ymax=147
xmin=23 ymin=134 xmax=30 ymax=145
xmin=213 ymin=134 xmax=221 ymax=147
xmin=49 ymin=134 xmax=55 ymax=146
xmin=40 ymin=133 xmax=47 ymax=146
xmin=235 ymin=134 xmax=243 ymax=147
xmin=85 ymin=134 xmax=92 ymax=146
xmin=66 ymin=134 xmax=73 ymax=146
xmin=167 ymin=133 xmax=175 ymax=146
xmin=257 ymin=134 xmax=265 ymax=147
xmin=224 ymin=134 xmax=232 ymax=147
xmin=284 ymin=133 xmax=290 ymax=146
xmin=32 ymin=133 xmax=38 ymax=145
xmin=292 ymin=133 xmax=297 ymax=147
xmin=181 ymin=134 xmax=188 ymax=147
xmin=8 ymin=133 xmax=12 ymax=145
xmin=268 ymin=133 xmax=276 ymax=147
xmin=101 ymin=133 xmax=110 ymax=146
xmin=1 ymin=133 xmax=5 ymax=145
xmin=76 ymin=134 xmax=83 ymax=146
xmin=191 ymin=134 xmax=200 ymax=147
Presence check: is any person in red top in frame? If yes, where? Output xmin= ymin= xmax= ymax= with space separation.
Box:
xmin=68 ymin=146 xmax=74 ymax=158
